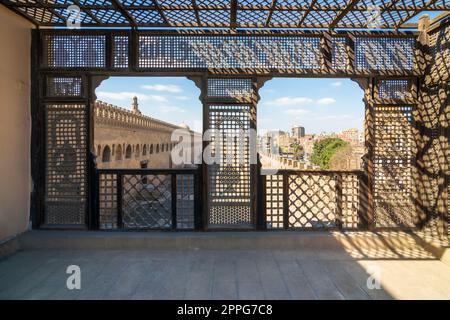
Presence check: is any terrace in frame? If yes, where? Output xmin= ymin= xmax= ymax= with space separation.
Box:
xmin=0 ymin=1 xmax=448 ymax=300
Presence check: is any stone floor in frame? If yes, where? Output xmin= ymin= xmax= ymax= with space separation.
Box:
xmin=1 ymin=248 xmax=450 ymax=300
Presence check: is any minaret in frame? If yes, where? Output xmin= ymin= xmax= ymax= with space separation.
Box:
xmin=131 ymin=96 xmax=141 ymax=114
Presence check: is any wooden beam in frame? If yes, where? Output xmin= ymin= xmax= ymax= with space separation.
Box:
xmin=265 ymin=0 xmax=277 ymax=27
xmin=230 ymin=0 xmax=237 ymax=29
xmin=192 ymin=0 xmax=201 ymax=26
xmin=329 ymin=0 xmax=360 ymax=29
xmin=152 ymin=0 xmax=169 ymax=24
xmin=364 ymin=0 xmax=402 ymax=28
xmin=111 ymin=0 xmax=137 ymax=28
xmin=72 ymin=0 xmax=103 ymax=25
xmin=297 ymin=0 xmax=317 ymax=27
xmin=395 ymin=0 xmax=440 ymax=29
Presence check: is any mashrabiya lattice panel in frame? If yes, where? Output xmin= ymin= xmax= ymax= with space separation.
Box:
xmin=374 ymin=105 xmax=415 ymax=228
xmin=43 ymin=34 xmax=106 ymax=68
xmin=207 ymin=105 xmax=252 ymax=226
xmin=288 ymin=173 xmax=338 ymax=229
xmin=265 ymin=174 xmax=284 ymax=229
xmin=112 ymin=35 xmax=129 ymax=68
xmin=122 ymin=174 xmax=172 ymax=229
xmin=138 ymin=35 xmax=322 ymax=69
xmin=99 ymin=172 xmax=118 ymax=229
xmin=176 ymin=174 xmax=195 ymax=229
xmin=341 ymin=172 xmax=360 ymax=229
xmin=207 ymin=78 xmax=253 ymax=99
xmin=355 ymin=37 xmax=415 ymax=70
xmin=378 ymin=79 xmax=411 ymax=100
xmin=46 ymin=76 xmax=83 ymax=97
xmin=44 ymin=104 xmax=88 ymax=225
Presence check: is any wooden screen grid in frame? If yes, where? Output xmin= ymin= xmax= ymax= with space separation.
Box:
xmin=288 ymin=174 xmax=338 ymax=229
xmin=208 ymin=105 xmax=252 ymax=227
xmin=99 ymin=173 xmax=118 ymax=229
xmin=46 ymin=76 xmax=83 ymax=97
xmin=331 ymin=37 xmax=348 ymax=70
xmin=122 ymin=174 xmax=172 ymax=229
xmin=44 ymin=104 xmax=88 ymax=225
xmin=207 ymin=78 xmax=253 ymax=99
xmin=374 ymin=105 xmax=415 ymax=227
xmin=176 ymin=174 xmax=195 ymax=229
xmin=355 ymin=37 xmax=415 ymax=70
xmin=265 ymin=174 xmax=284 ymax=229
xmin=341 ymin=173 xmax=360 ymax=229
xmin=378 ymin=79 xmax=411 ymax=100
xmin=112 ymin=35 xmax=129 ymax=68
xmin=138 ymin=35 xmax=322 ymax=69
xmin=5 ymin=1 xmax=448 ymax=29
xmin=265 ymin=171 xmax=360 ymax=229
xmin=44 ymin=34 xmax=106 ymax=68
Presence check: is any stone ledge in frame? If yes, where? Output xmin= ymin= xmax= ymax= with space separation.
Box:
xmin=0 ymin=235 xmax=20 ymax=260
xmin=17 ymin=230 xmax=442 ymax=260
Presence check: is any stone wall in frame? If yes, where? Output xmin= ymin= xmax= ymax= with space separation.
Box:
xmin=415 ymin=19 xmax=449 ymax=238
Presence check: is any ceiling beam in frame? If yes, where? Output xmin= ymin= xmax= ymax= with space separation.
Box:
xmin=192 ymin=0 xmax=201 ymax=25
xmin=395 ymin=0 xmax=440 ymax=28
xmin=111 ymin=0 xmax=137 ymax=28
xmin=265 ymin=0 xmax=277 ymax=27
xmin=328 ymin=0 xmax=360 ymax=29
xmin=297 ymin=0 xmax=317 ymax=27
xmin=230 ymin=0 xmax=237 ymax=29
xmin=152 ymin=0 xmax=169 ymax=24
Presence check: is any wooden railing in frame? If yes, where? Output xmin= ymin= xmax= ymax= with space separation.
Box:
xmin=93 ymin=167 xmax=368 ymax=231
xmin=259 ymin=170 xmax=368 ymax=230
xmin=93 ymin=168 xmax=201 ymax=230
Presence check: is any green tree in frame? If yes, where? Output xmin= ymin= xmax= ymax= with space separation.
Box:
xmin=310 ymin=138 xmax=348 ymax=169
xmin=290 ymin=142 xmax=304 ymax=160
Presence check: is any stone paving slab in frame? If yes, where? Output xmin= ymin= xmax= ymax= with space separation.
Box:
xmin=1 ymin=249 xmax=450 ymax=300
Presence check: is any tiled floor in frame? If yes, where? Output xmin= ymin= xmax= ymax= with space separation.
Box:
xmin=1 ymin=249 xmax=450 ymax=299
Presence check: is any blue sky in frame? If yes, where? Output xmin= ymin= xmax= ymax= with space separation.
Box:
xmin=96 ymin=77 xmax=364 ymax=135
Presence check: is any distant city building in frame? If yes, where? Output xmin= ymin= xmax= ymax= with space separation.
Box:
xmin=291 ymin=125 xmax=305 ymax=138
xmin=339 ymin=128 xmax=360 ymax=145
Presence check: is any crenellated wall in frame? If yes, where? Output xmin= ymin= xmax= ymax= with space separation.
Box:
xmin=94 ymin=100 xmax=200 ymax=169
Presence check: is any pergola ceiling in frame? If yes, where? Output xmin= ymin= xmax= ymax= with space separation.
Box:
xmin=1 ymin=0 xmax=449 ymax=30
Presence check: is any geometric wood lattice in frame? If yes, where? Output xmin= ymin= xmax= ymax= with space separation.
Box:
xmin=44 ymin=104 xmax=88 ymax=225
xmin=374 ymin=105 xmax=416 ymax=227
xmin=207 ymin=103 xmax=253 ymax=228
xmin=40 ymin=31 xmax=417 ymax=76
xmin=3 ymin=1 xmax=448 ymax=30
xmin=288 ymin=174 xmax=338 ymax=229
xmin=122 ymin=174 xmax=172 ymax=229
xmin=97 ymin=171 xmax=196 ymax=230
xmin=265 ymin=171 xmax=361 ymax=230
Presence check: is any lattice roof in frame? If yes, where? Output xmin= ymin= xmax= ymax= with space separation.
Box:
xmin=1 ymin=0 xmax=449 ymax=30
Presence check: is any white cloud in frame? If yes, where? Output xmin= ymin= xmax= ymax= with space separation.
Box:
xmin=285 ymin=109 xmax=310 ymax=116
xmin=331 ymin=81 xmax=342 ymax=87
xmin=96 ymin=91 xmax=168 ymax=103
xmin=316 ymin=98 xmax=336 ymax=105
xmin=265 ymin=96 xmax=313 ymax=107
xmin=159 ymin=105 xmax=187 ymax=113
xmin=141 ymin=84 xmax=182 ymax=93
xmin=175 ymin=96 xmax=190 ymax=100
xmin=315 ymin=114 xmax=352 ymax=120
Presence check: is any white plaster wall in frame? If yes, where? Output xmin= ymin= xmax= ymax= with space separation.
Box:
xmin=0 ymin=6 xmax=32 ymax=241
